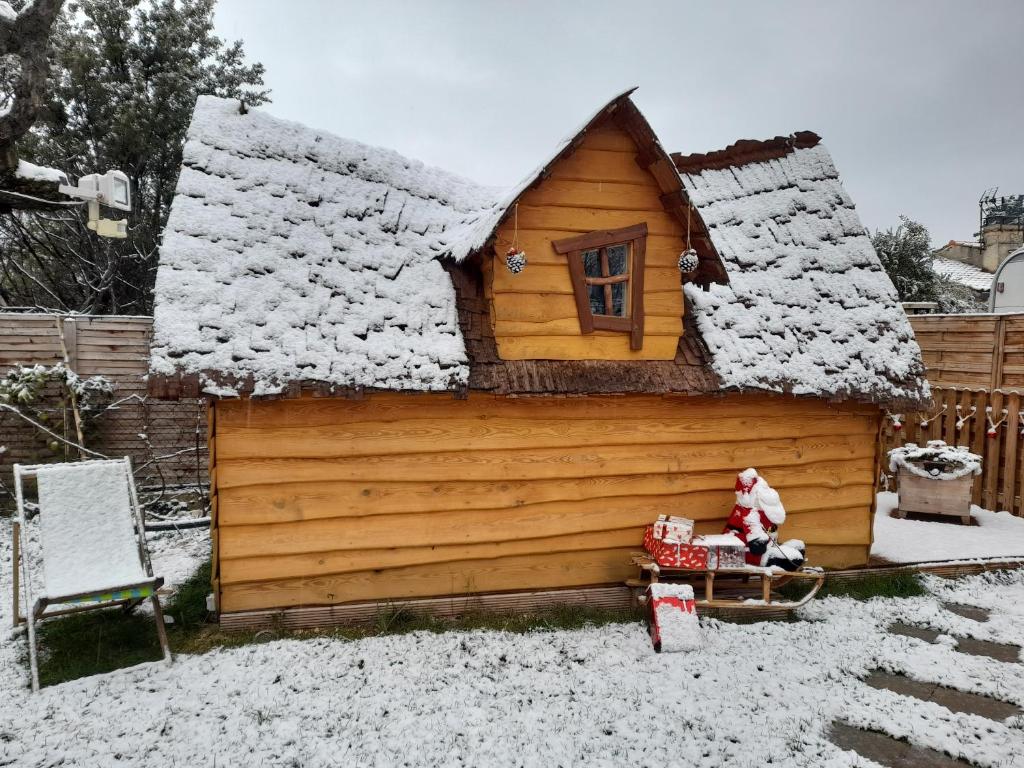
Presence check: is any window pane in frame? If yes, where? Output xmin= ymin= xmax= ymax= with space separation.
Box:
xmin=611 ymin=281 xmax=627 ymax=316
xmin=606 ymin=244 xmax=628 ymax=276
xmin=582 ymin=249 xmax=602 ymax=278
xmin=589 ymin=284 xmax=605 ymax=315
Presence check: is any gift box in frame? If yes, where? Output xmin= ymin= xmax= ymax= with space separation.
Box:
xmin=643 ymin=526 xmax=709 ymax=568
xmin=652 ymin=514 xmax=694 ymax=543
xmin=693 ymin=533 xmax=747 ymax=569
xmin=647 ymin=582 xmax=700 ymax=653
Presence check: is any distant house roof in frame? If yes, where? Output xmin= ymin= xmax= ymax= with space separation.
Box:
xmin=674 ymin=135 xmax=929 ymax=406
xmin=936 ymin=240 xmax=981 ymax=251
xmin=151 ymin=94 xmax=928 ymax=407
xmin=933 ymin=256 xmax=993 ymax=292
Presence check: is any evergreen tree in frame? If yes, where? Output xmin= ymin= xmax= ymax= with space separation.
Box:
xmin=872 ymin=215 xmax=985 ymax=313
xmin=0 ymin=0 xmax=268 ymax=313
xmin=871 ymin=215 xmax=940 ymax=303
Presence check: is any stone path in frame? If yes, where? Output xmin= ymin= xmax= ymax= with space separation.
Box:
xmin=829 ymin=597 xmax=1020 ymax=767
xmin=829 ymin=722 xmax=976 ymax=768
xmin=888 ymin=622 xmax=1023 ymax=662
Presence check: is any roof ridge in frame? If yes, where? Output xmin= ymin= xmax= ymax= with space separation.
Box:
xmin=672 ymin=131 xmax=821 ymax=174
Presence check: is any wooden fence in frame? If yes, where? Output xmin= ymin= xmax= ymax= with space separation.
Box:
xmin=882 ymin=386 xmax=1023 ymax=516
xmin=0 ymin=312 xmax=207 ymax=504
xmin=909 ymin=313 xmax=1024 ymax=390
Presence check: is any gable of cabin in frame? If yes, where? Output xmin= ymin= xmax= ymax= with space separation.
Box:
xmin=487 ymin=114 xmax=688 ymax=361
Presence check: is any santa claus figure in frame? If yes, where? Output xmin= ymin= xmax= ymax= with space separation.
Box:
xmin=724 ymin=468 xmax=806 ymax=571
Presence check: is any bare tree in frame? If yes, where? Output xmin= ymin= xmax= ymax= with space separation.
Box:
xmin=0 ymin=0 xmax=64 ymax=173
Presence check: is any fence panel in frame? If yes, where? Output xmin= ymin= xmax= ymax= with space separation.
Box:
xmin=909 ymin=313 xmax=1024 ymax=390
xmin=0 ymin=312 xmax=206 ymax=506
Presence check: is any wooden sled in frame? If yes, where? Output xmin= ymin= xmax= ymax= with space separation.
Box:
xmin=628 ymin=553 xmax=825 ymax=612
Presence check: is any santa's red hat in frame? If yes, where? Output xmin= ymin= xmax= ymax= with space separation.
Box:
xmin=735 ymin=468 xmax=759 ymax=493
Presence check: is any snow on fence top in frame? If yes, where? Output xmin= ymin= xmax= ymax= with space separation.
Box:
xmin=675 ymin=136 xmax=930 ymax=407
xmin=888 ymin=440 xmax=983 ymax=480
xmin=151 ymin=96 xmax=502 ymax=396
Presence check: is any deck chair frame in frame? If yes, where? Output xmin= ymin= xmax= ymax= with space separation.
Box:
xmin=13 ymin=457 xmax=171 ymax=692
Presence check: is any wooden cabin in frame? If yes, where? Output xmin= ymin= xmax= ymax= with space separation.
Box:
xmin=150 ymin=91 xmax=930 ymax=622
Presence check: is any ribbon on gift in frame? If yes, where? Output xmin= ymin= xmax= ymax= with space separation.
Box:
xmin=652 ymin=595 xmax=696 ymax=613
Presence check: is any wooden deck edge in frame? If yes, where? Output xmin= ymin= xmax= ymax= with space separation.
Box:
xmin=825 ymin=557 xmax=1024 ymax=584
xmin=218 ymin=585 xmax=633 ymax=631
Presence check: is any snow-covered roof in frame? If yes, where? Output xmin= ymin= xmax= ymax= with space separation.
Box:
xmin=933 ymin=256 xmax=993 ymax=292
xmin=152 ymin=96 xmax=926 ymax=406
xmin=151 ymin=96 xmax=502 ymax=396
xmin=675 ymin=135 xmax=929 ymax=406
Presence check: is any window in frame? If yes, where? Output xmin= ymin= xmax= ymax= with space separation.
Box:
xmin=552 ymin=223 xmax=647 ymax=349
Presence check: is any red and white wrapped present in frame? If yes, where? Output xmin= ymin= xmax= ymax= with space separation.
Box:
xmin=647 ymin=583 xmax=700 ymax=652
xmin=693 ymin=533 xmax=746 ymax=570
xmin=643 ymin=525 xmax=709 ymax=568
xmin=652 ymin=514 xmax=694 ymax=543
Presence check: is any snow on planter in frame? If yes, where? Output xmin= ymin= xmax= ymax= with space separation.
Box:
xmin=888 ymin=441 xmax=982 ymax=523
xmin=888 ymin=441 xmax=982 ymax=481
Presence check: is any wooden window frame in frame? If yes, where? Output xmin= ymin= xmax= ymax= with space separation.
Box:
xmin=552 ymin=222 xmax=647 ymax=350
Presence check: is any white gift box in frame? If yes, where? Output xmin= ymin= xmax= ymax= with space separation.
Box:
xmin=653 ymin=514 xmax=694 ymax=543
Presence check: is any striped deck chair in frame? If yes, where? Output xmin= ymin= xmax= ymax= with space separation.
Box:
xmin=13 ymin=457 xmax=171 ymax=691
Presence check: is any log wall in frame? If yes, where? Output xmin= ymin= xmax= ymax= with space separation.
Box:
xmin=211 ymin=392 xmax=882 ymax=614
xmin=0 ymin=312 xmax=207 ymax=503
xmin=910 ymin=313 xmax=1024 ymax=390
xmin=488 ymin=124 xmax=686 ymax=361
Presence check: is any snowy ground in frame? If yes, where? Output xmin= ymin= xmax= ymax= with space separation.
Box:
xmin=872 ymin=491 xmax=1024 ymax=563
xmin=3 ymin=518 xmax=1024 ymax=767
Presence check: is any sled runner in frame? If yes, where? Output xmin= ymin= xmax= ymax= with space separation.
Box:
xmin=628 ymin=553 xmax=825 ymax=612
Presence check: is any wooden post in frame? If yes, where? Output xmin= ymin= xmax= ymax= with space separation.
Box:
xmin=12 ymin=520 xmax=20 ymax=628
xmin=206 ymin=400 xmax=220 ymax=615
xmin=969 ymin=389 xmax=987 ymax=507
xmin=1003 ymin=393 xmax=1020 ymax=516
xmin=54 ymin=316 xmax=85 ymax=454
xmin=991 ymin=316 xmax=1007 ymax=390
xmin=984 ymin=390 xmax=1003 ymax=511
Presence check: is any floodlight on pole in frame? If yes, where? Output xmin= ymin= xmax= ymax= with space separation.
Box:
xmin=57 ymin=170 xmax=131 ymax=239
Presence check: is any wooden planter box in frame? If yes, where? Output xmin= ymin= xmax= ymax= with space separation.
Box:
xmin=895 ymin=470 xmax=974 ymax=524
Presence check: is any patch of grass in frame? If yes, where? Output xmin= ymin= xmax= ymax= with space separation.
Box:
xmin=818 ymin=570 xmax=927 ymax=600
xmin=364 ymin=602 xmax=643 ymax=637
xmin=36 ymin=609 xmax=165 ymax=687
xmin=33 ymin=558 xmax=644 ymax=686
xmin=165 ymin=559 xmax=211 ymax=630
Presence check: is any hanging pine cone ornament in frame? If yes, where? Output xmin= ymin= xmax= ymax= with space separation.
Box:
xmin=505 ymin=247 xmax=527 ymax=274
xmin=987 ymin=427 xmax=998 ymax=438
xmin=677 ymin=249 xmax=699 ymax=274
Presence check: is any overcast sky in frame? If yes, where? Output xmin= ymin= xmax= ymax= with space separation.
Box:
xmin=213 ymin=0 xmax=1023 ymax=246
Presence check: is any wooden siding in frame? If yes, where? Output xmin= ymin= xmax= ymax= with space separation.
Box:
xmin=910 ymin=313 xmax=1024 ymax=390
xmin=212 ymin=393 xmax=881 ymax=613
xmin=489 ymin=124 xmax=686 ymax=361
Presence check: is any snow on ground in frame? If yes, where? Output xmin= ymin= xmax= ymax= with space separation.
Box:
xmin=872 ymin=491 xmax=1024 ymax=563
xmin=3 ymin=520 xmax=1024 ymax=767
